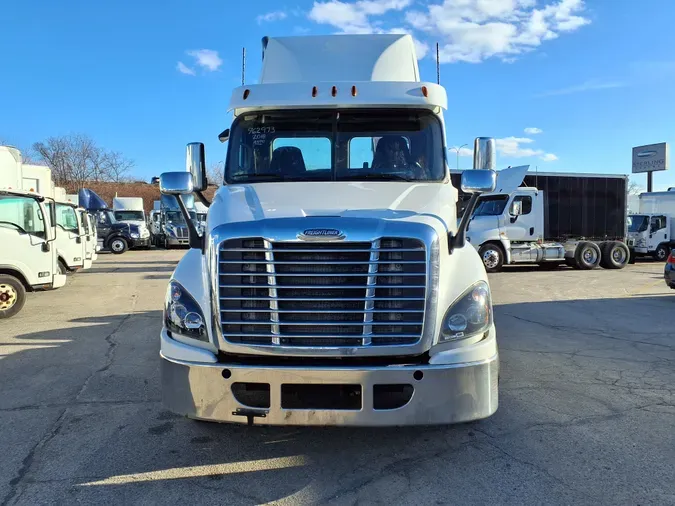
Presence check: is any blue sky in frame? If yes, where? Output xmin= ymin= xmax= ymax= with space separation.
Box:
xmin=2 ymin=0 xmax=675 ymax=190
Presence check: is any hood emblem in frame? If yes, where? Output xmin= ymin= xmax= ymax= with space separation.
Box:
xmin=298 ymin=228 xmax=345 ymax=241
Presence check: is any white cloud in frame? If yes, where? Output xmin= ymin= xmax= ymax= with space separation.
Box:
xmin=450 ymin=145 xmax=474 ymax=157
xmin=453 ymin=137 xmax=557 ymax=162
xmin=309 ymin=0 xmax=413 ymax=34
xmin=524 ymin=127 xmax=543 ymax=134
xmin=537 ymin=78 xmax=626 ymax=97
xmin=176 ymin=61 xmax=196 ymax=76
xmin=186 ymin=49 xmax=223 ymax=71
xmin=495 ymin=136 xmax=558 ymax=161
xmin=257 ymin=10 xmax=288 ymax=24
xmin=407 ymin=0 xmax=590 ymax=63
xmin=305 ymin=0 xmax=590 ymax=63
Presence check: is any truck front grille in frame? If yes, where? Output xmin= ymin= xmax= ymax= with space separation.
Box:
xmin=218 ymin=238 xmax=427 ymax=347
xmin=176 ymin=227 xmax=188 ymax=239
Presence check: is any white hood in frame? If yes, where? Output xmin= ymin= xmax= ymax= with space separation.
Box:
xmin=208 ymin=181 xmax=458 ymax=233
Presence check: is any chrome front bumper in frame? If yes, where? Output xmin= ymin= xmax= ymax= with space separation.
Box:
xmin=161 ymin=351 xmax=498 ymax=426
xmin=167 ymin=237 xmax=189 ymax=246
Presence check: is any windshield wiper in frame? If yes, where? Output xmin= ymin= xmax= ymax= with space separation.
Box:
xmin=339 ymin=173 xmax=415 ymax=182
xmin=0 ymin=221 xmax=28 ymax=234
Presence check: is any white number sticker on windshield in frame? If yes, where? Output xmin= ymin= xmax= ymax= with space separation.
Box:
xmin=247 ymin=127 xmax=276 ymax=135
xmin=248 ymin=126 xmax=275 ymax=146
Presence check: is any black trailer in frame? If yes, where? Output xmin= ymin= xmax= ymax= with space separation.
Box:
xmin=450 ymin=171 xmax=628 ymax=241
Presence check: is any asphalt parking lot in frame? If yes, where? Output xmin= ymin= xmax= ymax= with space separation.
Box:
xmin=1 ymin=251 xmax=674 ymax=505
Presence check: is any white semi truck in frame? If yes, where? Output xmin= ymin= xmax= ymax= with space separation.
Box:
xmin=628 ymin=190 xmax=675 ymax=261
xmin=451 ymin=170 xmax=631 ymax=272
xmin=158 ymin=34 xmax=502 ymax=426
xmin=113 ymin=197 xmax=151 ymax=248
xmin=0 ymin=146 xmax=67 ymax=318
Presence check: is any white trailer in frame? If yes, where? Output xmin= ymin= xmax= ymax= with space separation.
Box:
xmin=628 ymin=191 xmax=675 ymax=260
xmin=158 ymin=34 xmax=500 ymax=426
xmin=0 ymin=147 xmax=67 ymax=318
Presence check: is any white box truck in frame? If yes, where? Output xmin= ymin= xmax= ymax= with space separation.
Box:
xmin=157 ymin=34 xmax=502 ymax=426
xmin=450 ymin=170 xmax=631 ymax=272
xmin=0 ymin=146 xmax=67 ymax=318
xmin=628 ymin=190 xmax=675 ymax=261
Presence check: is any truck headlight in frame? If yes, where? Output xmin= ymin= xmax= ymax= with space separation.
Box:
xmin=164 ymin=281 xmax=207 ymax=342
xmin=440 ymin=281 xmax=492 ymax=342
xmin=130 ymin=232 xmax=140 ymax=239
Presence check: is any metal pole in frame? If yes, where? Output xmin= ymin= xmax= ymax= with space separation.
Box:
xmin=242 ymin=47 xmax=246 ymax=85
xmin=453 ymin=143 xmax=468 ymax=170
xmin=436 ymin=42 xmax=440 ymax=85
xmin=648 ymin=171 xmax=653 ymax=192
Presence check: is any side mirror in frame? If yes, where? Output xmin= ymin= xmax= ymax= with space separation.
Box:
xmin=218 ymin=129 xmax=230 ymax=143
xmin=42 ymin=242 xmax=50 ymax=253
xmin=186 ymin=143 xmax=207 ymax=191
xmin=460 ymin=169 xmax=496 ymax=194
xmin=160 ymin=172 xmax=194 ymax=195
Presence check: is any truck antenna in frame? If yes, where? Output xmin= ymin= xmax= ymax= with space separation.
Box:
xmin=436 ymin=42 xmax=440 ymax=85
xmin=241 ymin=47 xmax=246 ymax=86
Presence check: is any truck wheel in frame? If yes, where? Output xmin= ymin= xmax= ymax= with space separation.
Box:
xmin=602 ymin=241 xmax=630 ymax=269
xmin=654 ymin=244 xmax=669 ymax=262
xmin=110 ymin=237 xmax=128 ymax=254
xmin=57 ymin=259 xmax=68 ymax=275
xmin=573 ymin=241 xmax=601 ymax=270
xmin=479 ymin=243 xmax=504 ymax=273
xmin=0 ymin=275 xmax=26 ymax=319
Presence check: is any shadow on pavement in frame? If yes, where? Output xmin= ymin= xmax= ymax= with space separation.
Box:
xmin=1 ymin=295 xmax=674 ymax=505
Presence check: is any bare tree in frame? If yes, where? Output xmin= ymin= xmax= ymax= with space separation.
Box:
xmin=100 ymin=150 xmax=133 ymax=182
xmin=628 ymin=181 xmax=644 ymax=196
xmin=207 ymin=161 xmax=224 ymax=185
xmin=32 ymin=134 xmax=135 ymax=188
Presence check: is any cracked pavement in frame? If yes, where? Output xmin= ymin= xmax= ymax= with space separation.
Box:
xmin=1 ymin=251 xmax=674 ymax=505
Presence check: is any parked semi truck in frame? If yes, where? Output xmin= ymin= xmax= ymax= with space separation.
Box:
xmin=150 ymin=194 xmax=195 ymax=248
xmin=450 ymin=170 xmax=630 ymax=272
xmin=0 ymin=146 xmax=67 ymax=318
xmin=78 ymin=189 xmax=145 ymax=254
xmin=113 ymin=197 xmax=151 ymax=247
xmin=158 ymin=34 xmax=503 ymax=426
xmin=628 ymin=190 xmax=675 ymax=261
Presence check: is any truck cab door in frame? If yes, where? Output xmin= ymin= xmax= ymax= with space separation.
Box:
xmin=0 ymin=196 xmax=54 ymax=287
xmin=502 ymin=192 xmax=537 ymax=242
xmin=648 ymin=215 xmax=667 ymax=251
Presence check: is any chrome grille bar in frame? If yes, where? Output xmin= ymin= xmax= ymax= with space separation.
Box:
xmin=217 ymin=237 xmax=426 ymax=348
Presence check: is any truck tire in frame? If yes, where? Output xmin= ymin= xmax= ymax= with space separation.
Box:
xmin=479 ymin=243 xmax=504 ymax=273
xmin=57 ymin=259 xmax=68 ymax=275
xmin=573 ymin=241 xmax=601 ymax=270
xmin=0 ymin=275 xmax=26 ymax=319
xmin=601 ymin=241 xmax=629 ymax=269
xmin=110 ymin=237 xmax=128 ymax=254
xmin=654 ymin=244 xmax=669 ymax=262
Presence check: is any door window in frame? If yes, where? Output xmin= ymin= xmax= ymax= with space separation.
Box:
xmin=0 ymin=195 xmax=46 ymax=238
xmin=510 ymin=195 xmax=532 ymax=215
xmin=650 ymin=215 xmax=666 ymax=232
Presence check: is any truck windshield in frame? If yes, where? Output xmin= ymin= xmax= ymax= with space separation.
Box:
xmin=0 ymin=194 xmax=46 ymax=239
xmin=627 ymin=215 xmax=649 ymax=233
xmin=225 ymin=109 xmax=445 ymax=183
xmin=114 ymin=211 xmax=144 ymax=221
xmin=473 ymin=195 xmax=509 ymax=217
xmin=55 ymin=204 xmax=79 ymax=233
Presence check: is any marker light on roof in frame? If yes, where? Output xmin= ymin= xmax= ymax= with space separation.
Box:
xmin=242 ymin=89 xmax=250 ymax=100
xmin=351 ymin=85 xmax=357 ymax=97
xmin=312 ymin=86 xmax=318 ymax=97
xmin=331 ymin=86 xmax=337 ymax=97
xmin=421 ymin=86 xmax=428 ymax=97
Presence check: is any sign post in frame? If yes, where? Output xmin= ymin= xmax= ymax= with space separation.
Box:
xmin=632 ymin=143 xmax=669 ymax=192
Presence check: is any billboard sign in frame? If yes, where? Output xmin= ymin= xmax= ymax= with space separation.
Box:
xmin=632 ymin=143 xmax=669 ymax=173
